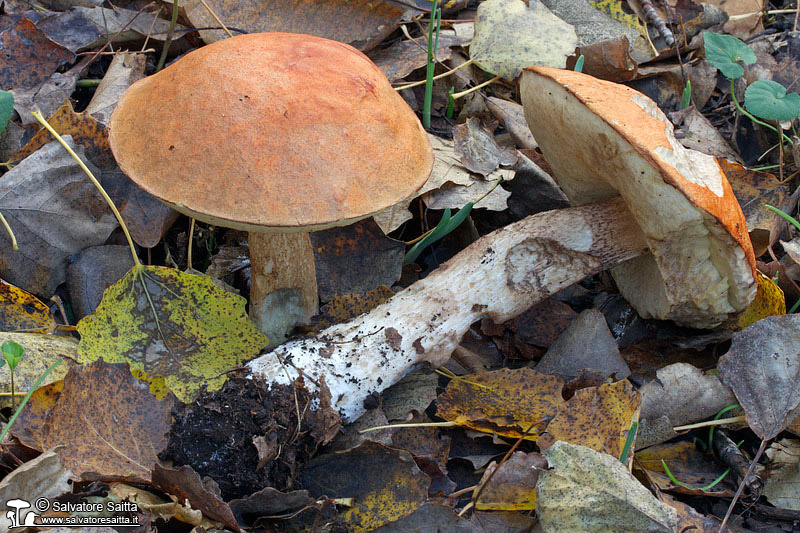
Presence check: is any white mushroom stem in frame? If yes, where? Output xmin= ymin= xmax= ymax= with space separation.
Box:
xmin=247 ymin=196 xmax=648 ymax=421
xmin=248 ymin=231 xmax=319 ymax=344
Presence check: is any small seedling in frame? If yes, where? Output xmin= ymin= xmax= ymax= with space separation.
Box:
xmin=0 ymin=341 xmax=24 ymax=410
xmin=680 ymin=79 xmax=692 ymax=109
xmin=704 ymin=32 xmax=800 ymax=140
xmin=404 ymin=178 xmax=503 ymax=265
xmin=573 ymin=54 xmax=585 ymax=73
xmin=765 ymin=204 xmax=800 ymax=313
xmin=0 ymin=90 xmax=13 ymax=133
xmin=423 ymin=0 xmax=442 ymax=129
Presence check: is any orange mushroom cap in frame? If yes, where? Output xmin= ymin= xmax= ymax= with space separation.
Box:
xmin=108 ymin=32 xmax=433 ymax=232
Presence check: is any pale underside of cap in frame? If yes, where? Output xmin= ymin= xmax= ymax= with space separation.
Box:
xmin=108 ymin=32 xmax=433 ymax=232
xmin=520 ymin=66 xmax=756 ymax=328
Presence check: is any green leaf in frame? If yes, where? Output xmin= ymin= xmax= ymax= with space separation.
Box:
xmin=1 ymin=340 xmax=24 ymax=371
xmin=745 ymin=80 xmax=800 ymax=121
xmin=77 ymin=265 xmax=270 ymax=402
xmin=0 ymin=90 xmax=13 ymax=132
xmin=703 ymin=32 xmax=756 ymax=79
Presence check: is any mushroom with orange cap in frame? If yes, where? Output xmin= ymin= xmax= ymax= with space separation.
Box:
xmin=108 ymin=32 xmax=434 ymax=344
xmin=247 ymin=67 xmax=757 ymax=422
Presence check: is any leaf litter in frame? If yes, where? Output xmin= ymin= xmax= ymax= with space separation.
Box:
xmin=1 ymin=0 xmax=800 ymax=530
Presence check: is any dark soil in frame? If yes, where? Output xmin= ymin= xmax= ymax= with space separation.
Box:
xmin=159 ymin=375 xmax=340 ymax=501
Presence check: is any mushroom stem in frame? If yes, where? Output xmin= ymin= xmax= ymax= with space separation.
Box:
xmin=248 ymin=231 xmax=319 ymax=344
xmin=247 ymin=196 xmax=649 ymax=421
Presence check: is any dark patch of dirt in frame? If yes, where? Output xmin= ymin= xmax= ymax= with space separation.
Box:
xmin=159 ymin=376 xmax=339 ymax=501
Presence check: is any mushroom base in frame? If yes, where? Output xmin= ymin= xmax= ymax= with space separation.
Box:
xmin=249 ymin=231 xmax=319 ymax=344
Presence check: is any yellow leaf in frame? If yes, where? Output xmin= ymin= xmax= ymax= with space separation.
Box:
xmin=537 ymin=380 xmax=641 ymax=459
xmin=0 ymin=280 xmax=55 ymax=333
xmin=734 ymin=270 xmax=785 ymax=330
xmin=436 ymin=367 xmax=565 ymax=439
xmin=77 ymin=265 xmax=269 ymax=402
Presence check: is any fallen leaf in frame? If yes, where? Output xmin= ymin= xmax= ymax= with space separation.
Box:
xmin=436 ymin=367 xmax=565 ymax=439
xmin=566 ymin=36 xmax=637 ymax=82
xmin=670 ymin=108 xmax=745 ymax=163
xmin=722 ymin=158 xmax=787 ymax=254
xmin=370 ymin=32 xmax=467 ymax=82
xmin=0 ymin=138 xmax=118 ymax=297
xmin=536 ymin=309 xmax=630 ymax=382
xmin=37 ymin=6 xmax=185 ymax=52
xmin=151 ymin=464 xmax=241 ymax=532
xmin=761 ymin=438 xmax=800 ymax=510
xmin=66 ymin=245 xmax=137 ymax=320
xmin=537 ymin=380 xmax=640 ymax=459
xmin=373 ymin=503 xmax=479 ymax=532
xmin=77 ymin=265 xmax=270 ymax=402
xmin=636 ymin=441 xmax=735 ymax=497
xmin=475 ymin=451 xmax=547 ymax=510
xmin=718 ymin=314 xmax=800 ymax=440
xmin=310 ymin=219 xmax=404 ymax=303
xmin=0 ymin=280 xmax=55 ymax=333
xmin=0 ymin=18 xmax=75 ymax=90
xmin=485 ymin=96 xmax=538 ymax=150
xmin=638 ymin=363 xmax=736 ymax=449
xmin=453 ymin=117 xmax=517 ymax=176
xmin=734 ymin=270 xmax=785 ymax=330
xmin=471 ymin=0 xmax=578 ymax=79
xmin=13 ymin=379 xmax=63 ymax=445
xmin=587 ymin=0 xmax=652 ymax=62
xmin=183 ymin=0 xmax=411 ymax=50
xmin=84 ymin=51 xmax=146 ymax=125
xmin=301 ymin=441 xmax=429 ymax=532
xmin=16 ymin=360 xmax=175 ymax=481
xmin=9 ymin=70 xmax=78 ymax=126
xmin=312 ymin=285 xmax=395 ymax=330
xmin=537 ymin=441 xmax=678 ymax=531
xmin=12 ymin=102 xmax=177 ymax=248
xmin=229 ymin=487 xmax=315 ymax=527
xmin=0 ymin=332 xmax=72 ymax=409
xmin=372 ymin=135 xmax=514 ymax=233
xmin=0 ymin=449 xmax=73 ymax=532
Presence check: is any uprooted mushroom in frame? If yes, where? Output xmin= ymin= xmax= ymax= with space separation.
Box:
xmin=246 ymin=66 xmax=757 ymax=422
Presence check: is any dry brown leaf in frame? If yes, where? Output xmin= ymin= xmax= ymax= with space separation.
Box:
xmin=636 ymin=441 xmax=735 ymax=497
xmin=475 ymin=451 xmax=547 ymax=510
xmin=16 ymin=360 xmax=176 ymax=482
xmin=0 ymin=18 xmax=75 ymax=90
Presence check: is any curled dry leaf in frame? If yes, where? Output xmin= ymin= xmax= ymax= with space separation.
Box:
xmin=718 ymin=314 xmax=800 ymax=440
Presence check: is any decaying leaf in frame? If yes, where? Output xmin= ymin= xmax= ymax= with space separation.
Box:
xmin=0 ymin=449 xmax=73 ymax=532
xmin=537 ymin=380 xmax=640 ymax=459
xmin=15 ymin=360 xmax=175 ymax=481
xmin=373 ymin=135 xmax=514 ymax=233
xmin=301 ymin=441 xmax=429 ymax=532
xmin=718 ymin=314 xmax=800 ymax=440
xmin=77 ymin=265 xmax=269 ymax=402
xmin=0 ymin=138 xmax=118 ymax=297
xmin=0 ymin=280 xmax=55 ymax=333
xmin=183 ymin=0 xmax=411 ymax=50
xmin=475 ymin=451 xmax=547 ymax=510
xmin=0 ymin=18 xmax=75 ymax=90
xmin=734 ymin=270 xmax=785 ymax=330
xmin=436 ymin=367 xmax=565 ymax=439
xmin=537 ymin=441 xmax=678 ymax=532
xmin=761 ymin=438 xmax=800 ymax=510
xmin=636 ymin=441 xmax=735 ymax=497
xmin=0 ymin=332 xmax=72 ymax=408
xmin=471 ymin=0 xmax=578 ymax=79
